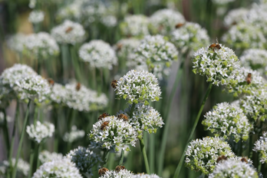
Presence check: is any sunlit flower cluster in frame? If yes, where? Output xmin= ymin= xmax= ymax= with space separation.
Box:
xmin=79 ymin=40 xmax=117 ymax=69
xmin=185 ymin=137 xmax=234 ymax=174
xmin=89 ymin=116 xmax=137 ymax=152
xmin=115 ymin=70 xmax=161 ymax=104
xmin=253 ymin=132 xmax=267 ymax=164
xmin=63 ymin=125 xmax=85 ymax=143
xmin=26 ymin=121 xmax=55 ymax=143
xmin=39 ymin=151 xmax=63 ymax=164
xmin=202 ymin=102 xmax=252 ymax=142
xmin=29 ymin=10 xmax=44 ymax=24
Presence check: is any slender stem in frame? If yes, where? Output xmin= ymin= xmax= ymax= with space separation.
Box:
xmin=139 ymin=138 xmax=150 ymax=174
xmin=258 ymin=155 xmax=262 ymax=173
xmin=149 ymin=134 xmax=155 ymax=173
xmin=173 ymin=83 xmax=213 ymax=178
xmin=32 ymin=143 xmax=40 ymax=174
xmin=12 ymin=101 xmax=31 ymax=178
xmin=119 ymin=150 xmax=124 ymax=165
xmin=1 ymin=109 xmax=10 ymax=159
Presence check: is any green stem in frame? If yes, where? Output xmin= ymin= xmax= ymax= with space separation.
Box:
xmin=1 ymin=109 xmax=10 ymax=159
xmin=258 ymin=157 xmax=262 ymax=173
xmin=12 ymin=101 xmax=31 ymax=178
xmin=139 ymin=138 xmax=150 ymax=174
xmin=173 ymin=83 xmax=212 ymax=178
xmin=119 ymin=150 xmax=124 ymax=165
xmin=149 ymin=134 xmax=155 ymax=173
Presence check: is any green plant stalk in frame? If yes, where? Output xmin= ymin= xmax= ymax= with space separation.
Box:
xmin=12 ymin=101 xmax=31 ymax=178
xmin=119 ymin=150 xmax=124 ymax=165
xmin=67 ymin=109 xmax=76 ymax=152
xmin=173 ymin=83 xmax=213 ymax=178
xmin=139 ymin=138 xmax=150 ymax=174
xmin=157 ymin=59 xmax=185 ymax=176
xmin=149 ymin=134 xmax=155 ymax=173
xmin=258 ymin=153 xmax=262 ymax=173
xmin=32 ymin=143 xmax=40 ymax=174
xmin=1 ymin=109 xmax=10 ymax=161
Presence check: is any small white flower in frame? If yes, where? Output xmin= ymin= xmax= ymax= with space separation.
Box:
xmin=29 ymin=10 xmax=44 ymax=24
xmin=27 ymin=121 xmax=54 ymax=143
xmin=56 ymin=1 xmax=83 ymax=22
xmin=224 ymin=8 xmax=248 ymax=27
xmin=63 ymin=126 xmax=85 ymax=143
xmin=212 ymin=0 xmax=234 ymax=5
xmin=1 ymin=158 xmax=29 ymax=176
xmin=6 ymin=33 xmax=27 ymax=53
xmin=39 ymin=151 xmax=63 ymax=164
xmin=99 ymin=169 xmax=134 ymax=178
xmin=253 ymin=132 xmax=267 ymax=164
xmin=132 ymin=174 xmax=161 ymax=178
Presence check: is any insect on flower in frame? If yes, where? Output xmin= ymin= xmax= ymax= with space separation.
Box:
xmin=65 ymin=26 xmax=73 ymax=33
xmin=47 ymin=78 xmax=55 ymax=86
xmin=246 ymin=73 xmax=252 ymax=84
xmin=209 ymin=43 xmax=221 ymax=51
xmin=76 ymin=82 xmax=81 ymax=91
xmin=117 ymin=114 xmax=128 ymax=121
xmin=115 ymin=165 xmax=125 ymax=172
xmin=111 ymin=80 xmax=117 ymax=89
xmin=216 ymin=155 xmax=228 ymax=163
xmin=98 ymin=113 xmax=109 ymax=120
xmin=98 ymin=167 xmax=109 ymax=176
xmin=175 ymin=23 xmax=184 ymax=29
xmin=241 ymin=157 xmax=248 ymax=163
xmin=100 ymin=121 xmax=109 ymax=130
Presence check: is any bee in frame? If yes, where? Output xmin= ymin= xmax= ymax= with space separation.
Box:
xmin=65 ymin=26 xmax=73 ymax=33
xmin=111 ymin=80 xmax=117 ymax=89
xmin=117 ymin=114 xmax=128 ymax=121
xmin=158 ymin=24 xmax=164 ymax=32
xmin=240 ymin=157 xmax=248 ymax=163
xmin=246 ymin=73 xmax=252 ymax=84
xmin=98 ymin=167 xmax=109 ymax=176
xmin=100 ymin=121 xmax=109 ymax=130
xmin=216 ymin=155 xmax=228 ymax=163
xmin=116 ymin=43 xmax=123 ymax=51
xmin=175 ymin=23 xmax=184 ymax=29
xmin=98 ymin=113 xmax=109 ymax=120
xmin=209 ymin=43 xmax=221 ymax=51
xmin=115 ymin=165 xmax=125 ymax=172
xmin=47 ymin=78 xmax=55 ymax=86
xmin=76 ymin=82 xmax=81 ymax=91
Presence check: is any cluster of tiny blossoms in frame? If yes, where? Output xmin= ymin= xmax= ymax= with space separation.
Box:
xmin=51 ymin=20 xmax=86 ymax=44
xmin=115 ymin=70 xmax=161 ymax=104
xmin=171 ymin=22 xmax=210 ymax=55
xmin=66 ymin=147 xmax=102 ymax=176
xmin=99 ymin=169 xmax=134 ymax=178
xmin=253 ymin=132 xmax=267 ymax=164
xmin=28 ymin=10 xmax=44 ymax=24
xmin=185 ymin=137 xmax=235 ymax=174
xmin=32 ymin=158 xmax=82 ymax=178
xmin=120 ymin=15 xmax=149 ymax=38
xmin=149 ymin=9 xmax=185 ymax=35
xmin=39 ymin=151 xmax=63 ymax=164
xmin=209 ymin=158 xmax=258 ymax=178
xmin=63 ymin=126 xmax=85 ymax=143
xmin=79 ymin=40 xmax=117 ymax=69
xmin=192 ymin=44 xmax=239 ymax=86
xmin=7 ymin=33 xmax=27 ymax=53
xmin=56 ymin=1 xmax=82 ymax=22
xmin=26 ymin=121 xmax=55 ymax=143
xmin=89 ymin=116 xmax=137 ymax=152
xmin=0 ymin=158 xmax=29 ymax=176
xmin=202 ymin=102 xmax=252 ymax=142
xmin=224 ymin=8 xmax=248 ymax=27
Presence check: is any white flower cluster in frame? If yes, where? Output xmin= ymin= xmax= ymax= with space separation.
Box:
xmin=185 ymin=137 xmax=235 ymax=174
xmin=222 ymin=23 xmax=266 ymax=50
xmin=135 ymin=35 xmax=178 ymax=79
xmin=193 ymin=44 xmax=239 ymax=86
xmin=29 ymin=10 xmax=44 ymax=24
xmin=115 ymin=70 xmax=161 ymax=104
xmin=0 ymin=112 xmax=12 ymax=124
xmin=209 ymin=158 xmax=258 ymax=178
xmin=212 ymin=0 xmax=234 ymax=5
xmin=79 ymin=40 xmax=117 ymax=69
xmin=0 ymin=64 xmax=51 ymax=102
xmin=224 ymin=8 xmax=248 ymax=27
xmin=51 ymin=20 xmax=86 ymax=44
xmin=124 ymin=103 xmax=164 ymax=134
xmin=39 ymin=151 xmax=63 ymax=164
xmin=81 ymin=0 xmax=106 ymax=25
xmin=26 ymin=121 xmax=55 ymax=143
xmin=56 ymin=1 xmax=82 ymax=22
xmin=89 ymin=116 xmax=137 ymax=152
xmin=32 ymin=158 xmax=82 ymax=178
xmin=0 ymin=158 xmax=29 ymax=176
xmin=6 ymin=33 xmax=27 ymax=53
xmin=120 ymin=15 xmax=149 ymax=38
xmin=63 ymin=126 xmax=85 ymax=143
xmin=149 ymin=9 xmax=185 ymax=35
xmin=240 ymin=49 xmax=267 ymax=75
xmin=66 ymin=146 xmax=102 ymax=175
xmin=253 ymin=132 xmax=267 ymax=164
xmin=132 ymin=174 xmax=161 ymax=178
xmin=101 ymin=15 xmax=117 ymax=27
xmin=23 ymin=32 xmax=59 ymax=59
xmin=202 ymin=102 xmax=252 ymax=142
xmin=99 ymin=169 xmax=133 ymax=178
xmin=114 ymin=38 xmax=141 ymax=68
xmin=171 ymin=22 xmax=210 ymax=55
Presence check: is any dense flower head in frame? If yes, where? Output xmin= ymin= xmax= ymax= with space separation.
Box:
xmin=56 ymin=1 xmax=82 ymax=22
xmin=135 ymin=35 xmax=178 ymax=80
xmin=0 ymin=158 xmax=29 ymax=176
xmin=81 ymin=0 xmax=106 ymax=25
xmin=89 ymin=115 xmax=137 ymax=152
xmin=6 ymin=33 xmax=27 ymax=53
xmin=209 ymin=158 xmax=258 ymax=178
xmin=0 ymin=64 xmax=51 ymax=102
xmin=192 ymin=44 xmax=239 ymax=86
xmin=99 ymin=169 xmax=134 ymax=178
xmin=120 ymin=15 xmax=149 ymax=38
xmin=222 ymin=23 xmax=266 ymax=50
xmin=224 ymin=8 xmax=248 ymax=27
xmin=114 ymin=38 xmax=141 ymax=68
xmin=185 ymin=137 xmax=235 ymax=174
xmin=240 ymin=49 xmax=267 ymax=75
xmin=66 ymin=146 xmax=102 ymax=176
xmin=79 ymin=40 xmax=117 ymax=69
xmin=115 ymin=70 xmax=161 ymax=104
xmin=202 ymin=102 xmax=252 ymax=142
xmin=101 ymin=15 xmax=117 ymax=27
xmin=29 ymin=10 xmax=44 ymax=24
xmin=51 ymin=20 xmax=86 ymax=44
xmin=253 ymin=132 xmax=267 ymax=164
xmin=22 ymin=32 xmax=59 ymax=59
xmin=39 ymin=151 xmax=63 ymax=164
xmin=63 ymin=126 xmax=85 ymax=143
xmin=26 ymin=121 xmax=54 ymax=143
xmin=32 ymin=158 xmax=82 ymax=178
xmin=171 ymin=22 xmax=210 ymax=55
xmin=149 ymin=9 xmax=185 ymax=35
